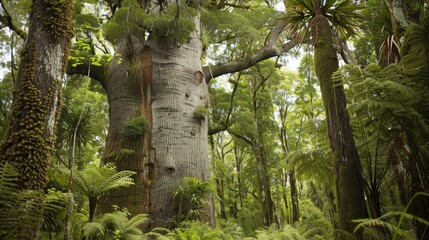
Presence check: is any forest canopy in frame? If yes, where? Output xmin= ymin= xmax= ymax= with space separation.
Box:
xmin=0 ymin=0 xmax=428 ymax=239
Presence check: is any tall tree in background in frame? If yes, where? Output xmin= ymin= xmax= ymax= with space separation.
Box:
xmin=284 ymin=0 xmax=368 ymax=237
xmin=0 ymin=0 xmax=74 ymax=190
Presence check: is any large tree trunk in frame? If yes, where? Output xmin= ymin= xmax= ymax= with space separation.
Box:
xmin=100 ymin=14 xmax=211 ymax=228
xmin=310 ymin=11 xmax=368 ymax=238
xmin=0 ymin=0 xmax=73 ymax=190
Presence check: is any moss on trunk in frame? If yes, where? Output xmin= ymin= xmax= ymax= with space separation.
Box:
xmin=311 ymin=13 xmax=368 ymax=238
xmin=0 ymin=0 xmax=73 ymax=190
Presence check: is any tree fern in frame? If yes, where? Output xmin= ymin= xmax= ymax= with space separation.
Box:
xmin=58 ymin=164 xmax=135 ymax=221
xmin=0 ymin=163 xmax=70 ymax=239
xmin=285 ymin=147 xmax=333 ymax=185
xmin=83 ymin=210 xmax=147 ymax=240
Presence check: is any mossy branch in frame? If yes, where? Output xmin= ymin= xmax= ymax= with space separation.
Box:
xmin=0 ymin=0 xmax=27 ymax=39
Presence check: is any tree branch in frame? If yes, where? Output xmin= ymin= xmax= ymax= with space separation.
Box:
xmin=67 ymin=60 xmax=108 ymax=91
xmin=227 ymin=128 xmax=253 ymax=145
xmin=209 ymin=78 xmax=240 ymax=135
xmin=0 ymin=0 xmax=27 ymax=39
xmin=203 ymin=23 xmax=300 ymax=82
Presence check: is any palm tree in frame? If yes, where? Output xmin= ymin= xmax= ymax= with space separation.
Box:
xmin=284 ymin=0 xmax=368 ymax=238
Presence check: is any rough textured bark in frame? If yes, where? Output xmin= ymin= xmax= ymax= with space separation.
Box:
xmin=149 ymin=17 xmax=210 ymax=227
xmin=95 ymin=0 xmax=302 ymax=228
xmin=100 ymin=35 xmax=149 ymax=218
xmin=0 ymin=0 xmax=73 ymax=190
xmin=310 ymin=9 xmax=368 ymax=238
xmin=100 ymin=14 xmax=210 ymax=229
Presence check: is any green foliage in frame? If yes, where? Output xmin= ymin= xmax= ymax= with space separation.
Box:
xmin=354 ymin=192 xmax=429 ymax=240
xmin=57 ymin=102 xmax=94 ymax=151
xmin=58 ymin=164 xmax=136 ymax=221
xmin=284 ymin=0 xmax=361 ymax=40
xmin=254 ymin=225 xmax=304 ymax=240
xmin=236 ymin=206 xmax=265 ymax=235
xmin=175 ymin=221 xmax=236 ymax=240
xmin=123 ymin=115 xmax=149 ymax=137
xmin=174 ymin=177 xmax=215 ymax=222
xmin=0 ymin=74 xmax=13 ymax=142
xmin=194 ymin=104 xmax=209 ymax=120
xmin=59 ymin=164 xmax=135 ymax=201
xmin=401 ymin=12 xmax=429 ymax=83
xmin=83 ymin=210 xmax=148 ymax=240
xmin=103 ymin=0 xmax=196 ymax=44
xmin=0 ymin=163 xmax=70 ymax=239
xmin=295 ymin=200 xmax=334 ymax=239
xmin=103 ymin=0 xmax=148 ymax=44
xmin=285 ymin=147 xmax=333 ymax=184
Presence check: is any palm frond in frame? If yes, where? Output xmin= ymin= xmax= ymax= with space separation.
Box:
xmin=284 ymin=0 xmax=361 ymax=44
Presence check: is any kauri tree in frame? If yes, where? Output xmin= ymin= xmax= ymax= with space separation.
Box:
xmin=68 ymin=0 xmax=299 ymax=229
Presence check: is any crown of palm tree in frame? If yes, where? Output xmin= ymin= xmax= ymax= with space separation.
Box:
xmin=283 ymin=0 xmax=362 ymax=42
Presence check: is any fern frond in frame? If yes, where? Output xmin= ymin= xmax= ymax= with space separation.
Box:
xmin=39 ymin=190 xmax=70 ymax=233
xmin=124 ymin=213 xmax=148 ymax=229
xmin=83 ymin=221 xmax=106 ymax=238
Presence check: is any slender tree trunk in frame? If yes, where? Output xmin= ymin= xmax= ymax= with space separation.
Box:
xmin=310 ymin=11 xmax=368 ymax=238
xmin=253 ymin=140 xmax=274 ymax=226
xmin=211 ymin=135 xmax=227 ymax=219
xmin=234 ymin=146 xmax=244 ymax=209
xmin=289 ymin=170 xmax=299 ymax=223
xmin=407 ymin=138 xmax=429 ymax=240
xmin=100 ymin=14 xmax=211 ymax=229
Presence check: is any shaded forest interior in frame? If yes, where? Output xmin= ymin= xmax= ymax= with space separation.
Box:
xmin=0 ymin=0 xmax=428 ymax=239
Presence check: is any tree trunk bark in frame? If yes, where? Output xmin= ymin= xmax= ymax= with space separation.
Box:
xmin=289 ymin=170 xmax=299 ymax=223
xmin=0 ymin=1 xmax=73 ymax=239
xmin=0 ymin=0 xmax=73 ymax=190
xmin=310 ymin=13 xmax=368 ymax=238
xmin=100 ymin=14 xmax=211 ymax=229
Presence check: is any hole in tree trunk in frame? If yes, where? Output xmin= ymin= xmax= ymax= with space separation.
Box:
xmin=166 ymin=167 xmax=175 ymax=174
